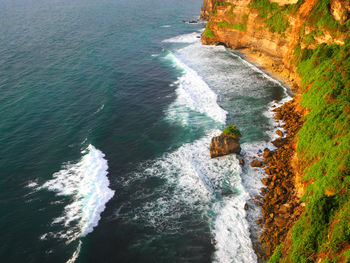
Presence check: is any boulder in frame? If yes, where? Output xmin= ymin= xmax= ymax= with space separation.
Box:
xmin=250 ymin=160 xmax=263 ymax=167
xmin=263 ymin=149 xmax=272 ymax=158
xmin=272 ymin=137 xmax=288 ymax=147
xmin=209 ymin=135 xmax=241 ymax=158
xmin=276 ymin=129 xmax=283 ymax=137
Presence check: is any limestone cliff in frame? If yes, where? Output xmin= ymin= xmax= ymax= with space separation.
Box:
xmin=201 ymin=0 xmax=348 ymax=86
xmin=201 ymin=0 xmax=350 ymax=262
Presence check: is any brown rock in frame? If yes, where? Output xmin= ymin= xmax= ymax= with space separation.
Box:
xmin=244 ymin=203 xmax=249 ymax=210
xmin=272 ymin=137 xmax=288 ymax=147
xmin=239 ymin=159 xmax=245 ymax=166
xmin=274 ymin=216 xmax=287 ymax=227
xmin=250 ymin=160 xmax=263 ymax=167
xmin=276 ymin=129 xmax=283 ymax=137
xmin=209 ymin=135 xmax=241 ymax=158
xmin=330 ymin=0 xmax=350 ymax=24
xmin=263 ymin=149 xmax=272 ymax=158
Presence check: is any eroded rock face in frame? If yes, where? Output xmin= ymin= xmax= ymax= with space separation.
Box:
xmin=209 ymin=135 xmax=241 ymax=158
xmin=200 ymin=0 xmax=217 ymax=20
xmin=330 ymin=0 xmax=350 ymax=24
xmin=201 ymin=0 xmax=347 ymax=84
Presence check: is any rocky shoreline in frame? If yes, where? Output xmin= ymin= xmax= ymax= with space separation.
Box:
xmin=251 ymin=99 xmax=304 ymax=260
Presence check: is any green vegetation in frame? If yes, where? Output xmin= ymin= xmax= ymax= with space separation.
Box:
xmin=249 ymin=0 xmax=292 ymax=36
xmin=268 ymin=39 xmax=350 ymax=263
xmin=218 ymin=21 xmax=247 ymax=31
xmin=269 ymin=244 xmax=283 ymax=263
xmin=204 ymin=28 xmax=215 ymax=38
xmin=301 ymin=29 xmax=324 ymax=46
xmin=221 ymin=125 xmax=242 ymax=138
xmin=305 ymin=0 xmax=350 ymax=34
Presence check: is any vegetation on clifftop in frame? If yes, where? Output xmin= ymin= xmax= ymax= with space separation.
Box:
xmin=248 ymin=0 xmax=294 ymax=36
xmin=277 ymin=38 xmax=350 ymax=263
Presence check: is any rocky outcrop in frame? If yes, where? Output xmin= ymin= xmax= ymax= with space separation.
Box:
xmin=200 ymin=0 xmax=217 ymax=20
xmin=209 ymin=135 xmax=241 ymax=158
xmin=330 ymin=0 xmax=350 ymax=24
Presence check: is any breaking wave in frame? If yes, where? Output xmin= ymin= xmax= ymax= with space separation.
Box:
xmin=41 ymin=144 xmax=114 ymax=243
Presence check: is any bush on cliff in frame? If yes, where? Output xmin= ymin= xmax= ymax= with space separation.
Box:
xmin=249 ymin=0 xmax=290 ymax=35
xmin=204 ymin=28 xmax=215 ymax=38
xmin=221 ymin=125 xmax=242 ymax=139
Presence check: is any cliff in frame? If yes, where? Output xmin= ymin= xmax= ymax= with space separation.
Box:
xmin=201 ymin=0 xmax=350 ymax=262
xmin=201 ymin=0 xmax=348 ymax=86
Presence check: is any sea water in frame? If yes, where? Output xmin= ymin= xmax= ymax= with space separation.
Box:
xmin=0 ymin=0 xmax=289 ymax=262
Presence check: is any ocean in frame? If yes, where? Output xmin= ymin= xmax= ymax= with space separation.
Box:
xmin=0 ymin=0 xmax=290 ymax=262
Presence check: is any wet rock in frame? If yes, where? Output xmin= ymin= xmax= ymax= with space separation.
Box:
xmin=276 ymin=129 xmax=283 ymax=137
xmin=209 ymin=135 xmax=241 ymax=158
xmin=272 ymin=137 xmax=288 ymax=147
xmin=189 ymin=20 xmax=198 ymax=24
xmin=250 ymin=160 xmax=263 ymax=167
xmin=239 ymin=159 xmax=245 ymax=166
xmin=244 ymin=203 xmax=249 ymax=210
xmin=263 ymin=149 xmax=272 ymax=158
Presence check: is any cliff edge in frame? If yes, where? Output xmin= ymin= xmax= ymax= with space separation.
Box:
xmin=201 ymin=0 xmax=350 ymax=262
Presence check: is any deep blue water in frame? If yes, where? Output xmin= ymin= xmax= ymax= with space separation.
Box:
xmin=0 ymin=0 xmax=289 ymax=262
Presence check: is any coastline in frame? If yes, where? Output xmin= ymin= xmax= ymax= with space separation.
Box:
xmin=231 ymin=47 xmax=305 ymax=260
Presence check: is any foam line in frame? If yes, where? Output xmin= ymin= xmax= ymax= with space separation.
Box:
xmin=164 ymin=52 xmax=227 ymax=124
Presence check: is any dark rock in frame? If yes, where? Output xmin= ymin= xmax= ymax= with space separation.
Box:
xmin=189 ymin=20 xmax=198 ymax=24
xmin=250 ymin=160 xmax=263 ymax=167
xmin=239 ymin=159 xmax=245 ymax=165
xmin=209 ymin=135 xmax=241 ymax=158
xmin=244 ymin=203 xmax=249 ymax=210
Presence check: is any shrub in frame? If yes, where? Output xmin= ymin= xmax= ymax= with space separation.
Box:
xmin=203 ymin=28 xmax=215 ymax=38
xmin=221 ymin=125 xmax=242 ymax=138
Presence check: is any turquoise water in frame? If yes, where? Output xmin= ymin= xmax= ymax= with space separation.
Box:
xmin=0 ymin=0 xmax=289 ymax=262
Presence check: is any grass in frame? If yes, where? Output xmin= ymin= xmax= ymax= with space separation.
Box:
xmin=221 ymin=125 xmax=242 ymax=138
xmin=249 ymin=0 xmax=292 ymax=36
xmin=218 ymin=21 xmax=247 ymax=31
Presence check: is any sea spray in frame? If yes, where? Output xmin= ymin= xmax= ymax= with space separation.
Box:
xmin=40 ymin=144 xmax=114 ymax=243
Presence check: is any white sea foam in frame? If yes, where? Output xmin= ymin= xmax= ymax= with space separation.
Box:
xmin=26 ymin=180 xmax=38 ymax=188
xmin=160 ymin=25 xmax=171 ymax=28
xmin=163 ymin=52 xmax=227 ymax=124
xmin=229 ymin=51 xmax=290 ymax=95
xmin=66 ymin=241 xmax=82 ymax=263
xmin=162 ymin=32 xmax=201 ymax=43
xmin=93 ymin=104 xmax=104 ymax=115
xmin=41 ymin=144 xmax=114 ymax=243
xmin=124 ymin=131 xmax=256 ymax=262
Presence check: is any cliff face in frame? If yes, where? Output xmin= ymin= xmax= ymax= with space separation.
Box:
xmin=200 ymin=0 xmax=217 ymax=19
xmin=201 ymin=0 xmax=347 ymax=85
xmin=201 ymin=1 xmax=350 ymax=262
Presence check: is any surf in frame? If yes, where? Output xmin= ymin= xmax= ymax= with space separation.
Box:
xmin=39 ymin=144 xmax=114 ymax=262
